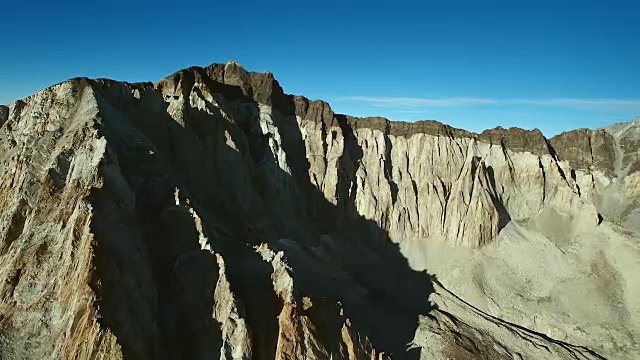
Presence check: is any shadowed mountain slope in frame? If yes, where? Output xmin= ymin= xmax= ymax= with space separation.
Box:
xmin=0 ymin=61 xmax=637 ymax=359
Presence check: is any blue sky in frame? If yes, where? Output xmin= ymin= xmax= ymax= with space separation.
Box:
xmin=1 ymin=0 xmax=638 ymax=136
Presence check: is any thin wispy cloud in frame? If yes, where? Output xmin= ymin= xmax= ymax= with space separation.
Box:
xmin=342 ymin=96 xmax=496 ymax=108
xmin=338 ymin=96 xmax=640 ymax=112
xmin=512 ymin=98 xmax=640 ymax=112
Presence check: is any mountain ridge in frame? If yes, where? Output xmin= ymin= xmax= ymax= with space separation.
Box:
xmin=0 ymin=60 xmax=638 ymax=359
xmin=4 ymin=61 xmax=634 ymax=143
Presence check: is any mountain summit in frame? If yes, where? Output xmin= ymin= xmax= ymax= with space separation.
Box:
xmin=0 ymin=62 xmax=638 ymax=359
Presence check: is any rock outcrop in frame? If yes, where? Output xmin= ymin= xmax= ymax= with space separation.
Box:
xmin=0 ymin=61 xmax=638 ymax=359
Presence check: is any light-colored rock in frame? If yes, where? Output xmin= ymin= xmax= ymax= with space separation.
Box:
xmin=0 ymin=62 xmax=637 ymax=359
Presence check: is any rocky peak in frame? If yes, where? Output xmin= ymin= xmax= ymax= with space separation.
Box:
xmin=156 ymin=60 xmax=293 ymax=114
xmin=0 ymin=62 xmax=637 ymax=360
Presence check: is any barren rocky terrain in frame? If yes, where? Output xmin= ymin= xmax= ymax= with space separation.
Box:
xmin=0 ymin=61 xmax=638 ymax=359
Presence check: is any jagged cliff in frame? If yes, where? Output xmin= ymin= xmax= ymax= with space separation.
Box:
xmin=0 ymin=61 xmax=638 ymax=359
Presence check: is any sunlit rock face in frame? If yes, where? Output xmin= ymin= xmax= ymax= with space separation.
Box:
xmin=0 ymin=61 xmax=637 ymax=359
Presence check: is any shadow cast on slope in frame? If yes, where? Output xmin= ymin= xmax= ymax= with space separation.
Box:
xmin=195 ymin=73 xmax=437 ymax=358
xmin=485 ymin=165 xmax=511 ymax=232
xmin=88 ymin=72 xmax=436 ymax=360
xmin=247 ymin=90 xmax=436 ymax=359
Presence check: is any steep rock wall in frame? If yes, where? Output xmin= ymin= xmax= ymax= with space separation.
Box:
xmin=0 ymin=61 xmax=633 ymax=359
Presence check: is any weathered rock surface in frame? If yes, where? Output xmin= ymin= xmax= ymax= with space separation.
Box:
xmin=0 ymin=61 xmax=638 ymax=359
